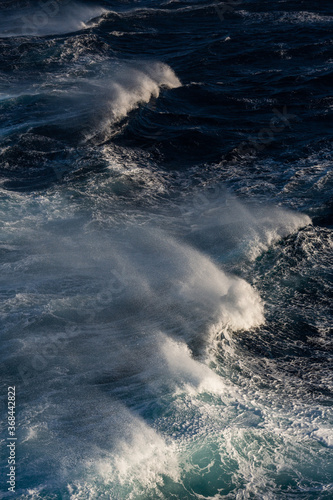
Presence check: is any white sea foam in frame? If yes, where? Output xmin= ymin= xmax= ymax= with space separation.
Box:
xmin=0 ymin=59 xmax=181 ymax=146
xmin=0 ymin=3 xmax=106 ymax=38
xmin=99 ymin=418 xmax=180 ymax=488
xmin=64 ymin=408 xmax=180 ymax=499
xmin=243 ymin=207 xmax=311 ymax=261
xmin=1 ymin=184 xmax=321 ymax=499
xmin=177 ymin=194 xmax=311 ymax=262
xmin=82 ymin=62 xmax=181 ymax=141
xmin=313 ymin=427 xmax=333 ymax=448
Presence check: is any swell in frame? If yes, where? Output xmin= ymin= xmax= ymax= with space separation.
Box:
xmin=0 ymin=3 xmax=106 ymax=37
xmin=0 ymin=61 xmax=181 ymax=190
xmin=0 ymin=2 xmax=332 ymax=497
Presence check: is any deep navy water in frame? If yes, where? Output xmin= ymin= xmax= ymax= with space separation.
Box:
xmin=0 ymin=0 xmax=332 ymax=498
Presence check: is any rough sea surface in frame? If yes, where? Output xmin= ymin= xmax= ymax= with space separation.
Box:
xmin=0 ymin=0 xmax=332 ymax=498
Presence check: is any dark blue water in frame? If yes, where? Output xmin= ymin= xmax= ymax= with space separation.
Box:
xmin=0 ymin=1 xmax=332 ymax=498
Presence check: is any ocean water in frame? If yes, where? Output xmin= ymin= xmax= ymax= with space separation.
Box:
xmin=0 ymin=0 xmax=332 ymax=498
